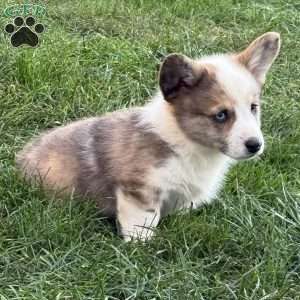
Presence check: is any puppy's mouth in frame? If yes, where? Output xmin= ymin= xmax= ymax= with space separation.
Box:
xmin=223 ymin=150 xmax=264 ymax=161
xmin=235 ymin=153 xmax=259 ymax=160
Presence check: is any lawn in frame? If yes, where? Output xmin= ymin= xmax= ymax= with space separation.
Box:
xmin=0 ymin=0 xmax=300 ymax=299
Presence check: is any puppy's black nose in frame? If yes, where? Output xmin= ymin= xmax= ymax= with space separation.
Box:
xmin=245 ymin=138 xmax=261 ymax=154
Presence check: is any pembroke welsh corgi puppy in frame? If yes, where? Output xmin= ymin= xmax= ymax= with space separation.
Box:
xmin=16 ymin=32 xmax=281 ymax=241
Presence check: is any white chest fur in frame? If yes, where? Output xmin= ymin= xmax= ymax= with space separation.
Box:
xmin=141 ymin=95 xmax=232 ymax=215
xmin=148 ymin=145 xmax=231 ymax=216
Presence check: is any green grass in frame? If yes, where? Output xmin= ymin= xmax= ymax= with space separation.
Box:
xmin=0 ymin=0 xmax=300 ymax=299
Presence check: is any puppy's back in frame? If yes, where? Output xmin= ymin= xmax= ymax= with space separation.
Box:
xmin=16 ymin=110 xmax=174 ymax=216
xmin=16 ymin=118 xmax=97 ymax=193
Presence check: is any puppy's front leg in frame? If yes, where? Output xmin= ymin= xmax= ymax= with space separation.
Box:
xmin=116 ymin=189 xmax=160 ymax=241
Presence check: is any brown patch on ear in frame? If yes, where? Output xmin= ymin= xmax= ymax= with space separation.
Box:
xmin=235 ymin=32 xmax=281 ymax=84
xmin=159 ymin=54 xmax=208 ymax=101
xmin=170 ymin=65 xmax=237 ymax=151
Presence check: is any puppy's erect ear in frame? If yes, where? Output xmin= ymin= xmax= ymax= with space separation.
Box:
xmin=159 ymin=54 xmax=205 ymax=102
xmin=236 ymin=32 xmax=281 ymax=85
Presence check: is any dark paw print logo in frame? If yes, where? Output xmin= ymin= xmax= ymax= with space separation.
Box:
xmin=5 ymin=16 xmax=44 ymax=47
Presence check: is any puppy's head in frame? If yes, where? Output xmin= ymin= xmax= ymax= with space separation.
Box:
xmin=159 ymin=32 xmax=281 ymax=160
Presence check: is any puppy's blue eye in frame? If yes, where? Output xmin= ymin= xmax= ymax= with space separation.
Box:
xmin=214 ymin=110 xmax=228 ymax=123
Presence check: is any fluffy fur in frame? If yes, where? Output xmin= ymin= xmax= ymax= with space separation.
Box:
xmin=16 ymin=32 xmax=281 ymax=240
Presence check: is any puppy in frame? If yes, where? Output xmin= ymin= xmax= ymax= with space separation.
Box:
xmin=16 ymin=32 xmax=281 ymax=240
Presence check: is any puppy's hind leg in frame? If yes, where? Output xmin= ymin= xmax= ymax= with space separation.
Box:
xmin=116 ymin=188 xmax=160 ymax=241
